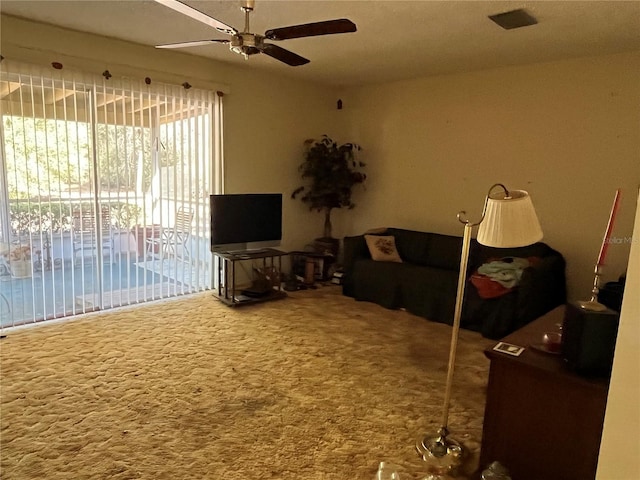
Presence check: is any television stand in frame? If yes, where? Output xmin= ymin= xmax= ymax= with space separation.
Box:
xmin=212 ymin=248 xmax=288 ymax=306
xmin=222 ymin=248 xmax=271 ymax=258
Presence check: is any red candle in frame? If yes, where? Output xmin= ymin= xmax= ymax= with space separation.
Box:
xmin=597 ymin=189 xmax=621 ymax=266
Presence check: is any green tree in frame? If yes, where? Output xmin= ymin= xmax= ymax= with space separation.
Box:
xmin=3 ymin=116 xmax=90 ymax=198
xmin=95 ymin=124 xmax=153 ymax=191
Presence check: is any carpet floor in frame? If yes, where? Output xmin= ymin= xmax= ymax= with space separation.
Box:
xmin=0 ymin=285 xmax=494 ymax=480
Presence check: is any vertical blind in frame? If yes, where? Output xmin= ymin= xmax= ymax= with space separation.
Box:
xmin=0 ymin=61 xmax=221 ymax=328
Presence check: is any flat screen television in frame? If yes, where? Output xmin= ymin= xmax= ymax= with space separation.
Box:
xmin=210 ymin=193 xmax=282 ymax=252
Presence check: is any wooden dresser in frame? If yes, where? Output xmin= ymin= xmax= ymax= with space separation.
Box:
xmin=478 ymin=306 xmax=610 ymax=480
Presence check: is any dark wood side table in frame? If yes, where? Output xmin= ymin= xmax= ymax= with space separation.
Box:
xmin=478 ymin=306 xmax=609 ymax=480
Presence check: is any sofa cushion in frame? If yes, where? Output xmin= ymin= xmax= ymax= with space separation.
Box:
xmin=365 ymin=235 xmax=403 ymax=262
xmin=382 ymin=228 xmax=462 ymax=269
xmin=386 ymin=228 xmax=431 ymax=265
xmin=424 ymin=233 xmax=463 ymax=271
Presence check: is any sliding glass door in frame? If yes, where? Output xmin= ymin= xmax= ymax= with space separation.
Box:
xmin=0 ymin=62 xmax=220 ymax=328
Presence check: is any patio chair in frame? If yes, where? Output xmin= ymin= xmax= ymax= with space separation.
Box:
xmin=146 ymin=207 xmax=194 ymax=261
xmin=72 ymin=206 xmax=114 ymax=266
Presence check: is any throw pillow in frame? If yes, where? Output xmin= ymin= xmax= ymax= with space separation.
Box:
xmin=365 ymin=235 xmax=403 ymax=263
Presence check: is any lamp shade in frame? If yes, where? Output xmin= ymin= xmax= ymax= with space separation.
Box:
xmin=477 ymin=189 xmax=543 ymax=247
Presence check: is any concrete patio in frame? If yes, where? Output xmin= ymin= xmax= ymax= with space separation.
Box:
xmin=0 ymin=232 xmax=212 ymax=329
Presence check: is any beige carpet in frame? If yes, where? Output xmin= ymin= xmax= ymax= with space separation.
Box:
xmin=0 ymin=286 xmax=494 ymax=480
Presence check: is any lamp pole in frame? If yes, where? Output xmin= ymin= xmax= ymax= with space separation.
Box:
xmin=417 ymin=184 xmax=542 ymax=477
xmin=416 ymin=209 xmax=485 ymax=476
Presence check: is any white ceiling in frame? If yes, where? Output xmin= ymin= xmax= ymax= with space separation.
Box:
xmin=2 ymin=0 xmax=640 ymax=87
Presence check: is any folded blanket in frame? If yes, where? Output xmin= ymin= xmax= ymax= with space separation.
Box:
xmin=470 ymin=274 xmax=512 ymax=299
xmin=470 ymin=257 xmax=535 ymax=299
xmin=477 ymin=257 xmax=530 ymax=288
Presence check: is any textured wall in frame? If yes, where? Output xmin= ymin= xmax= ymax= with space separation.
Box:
xmin=340 ymin=52 xmax=640 ymax=300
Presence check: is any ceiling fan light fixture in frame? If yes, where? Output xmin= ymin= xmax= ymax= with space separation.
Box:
xmin=488 ymin=9 xmax=538 ymax=30
xmin=230 ymin=33 xmax=263 ymax=59
xmin=153 ymin=0 xmax=355 ymax=66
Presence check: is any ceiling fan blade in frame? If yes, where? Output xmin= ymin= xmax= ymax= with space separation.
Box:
xmin=153 ymin=0 xmax=237 ymax=35
xmin=260 ymin=44 xmax=309 ymax=66
xmin=155 ymin=39 xmax=229 ymax=49
xmin=264 ymin=19 xmax=356 ymax=41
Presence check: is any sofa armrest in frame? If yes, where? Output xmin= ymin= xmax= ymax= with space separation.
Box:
xmin=342 ymin=235 xmax=371 ymax=296
xmin=343 ymin=235 xmax=371 ymax=265
xmin=515 ymin=254 xmax=567 ymax=326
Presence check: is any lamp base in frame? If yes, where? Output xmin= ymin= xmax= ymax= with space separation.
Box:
xmin=416 ymin=428 xmax=464 ymax=476
xmin=577 ymin=299 xmax=607 ymax=312
xmin=579 ymin=264 xmax=607 ymax=311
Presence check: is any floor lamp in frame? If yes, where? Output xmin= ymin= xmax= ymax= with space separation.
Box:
xmin=416 ymin=183 xmax=543 ymax=477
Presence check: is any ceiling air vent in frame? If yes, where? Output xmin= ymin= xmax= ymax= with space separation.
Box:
xmin=488 ymin=9 xmax=538 ymax=30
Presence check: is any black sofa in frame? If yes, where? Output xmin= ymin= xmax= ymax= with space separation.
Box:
xmin=342 ymin=227 xmax=567 ymax=339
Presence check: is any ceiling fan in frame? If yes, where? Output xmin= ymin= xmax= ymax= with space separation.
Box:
xmin=153 ymin=0 xmax=357 ymax=66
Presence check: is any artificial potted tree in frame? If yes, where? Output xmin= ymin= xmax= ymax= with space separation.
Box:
xmin=292 ymin=135 xmax=366 ymax=255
